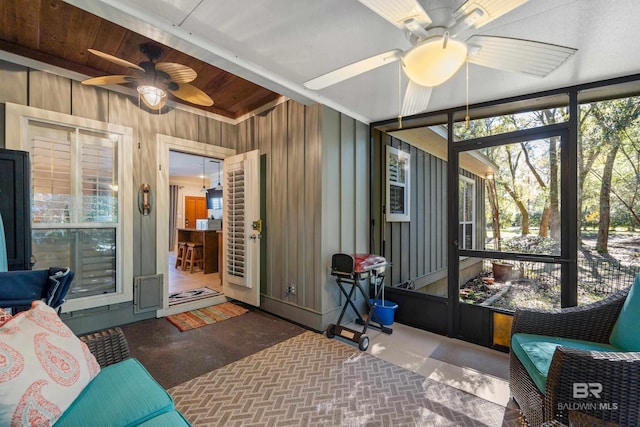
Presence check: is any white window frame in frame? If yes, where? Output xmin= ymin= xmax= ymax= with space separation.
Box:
xmin=459 ymin=175 xmax=476 ymax=250
xmin=5 ymin=103 xmax=133 ymax=312
xmin=386 ymin=145 xmax=411 ymax=222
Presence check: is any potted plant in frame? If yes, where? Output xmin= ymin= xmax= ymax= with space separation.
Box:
xmin=492 ymin=261 xmax=514 ymax=282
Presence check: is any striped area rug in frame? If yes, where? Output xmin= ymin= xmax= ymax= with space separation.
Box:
xmin=168 ymin=287 xmax=221 ymax=306
xmin=166 ymin=302 xmax=248 ymax=331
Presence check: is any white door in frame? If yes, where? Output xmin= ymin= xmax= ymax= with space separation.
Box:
xmin=222 ymin=150 xmax=261 ymax=306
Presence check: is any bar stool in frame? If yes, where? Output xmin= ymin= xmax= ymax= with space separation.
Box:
xmin=184 ymin=242 xmax=204 ymax=273
xmin=175 ymin=241 xmax=187 ymax=270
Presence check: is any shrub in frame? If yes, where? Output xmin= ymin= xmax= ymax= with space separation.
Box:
xmin=501 ymin=235 xmax=559 ymax=255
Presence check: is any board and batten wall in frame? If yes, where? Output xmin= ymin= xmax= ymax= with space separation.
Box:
xmin=0 ymin=60 xmax=368 ymax=332
xmin=248 ymin=103 xmax=370 ymax=330
xmin=372 ymin=129 xmax=486 ymax=292
xmin=373 ymin=130 xmax=449 ymax=288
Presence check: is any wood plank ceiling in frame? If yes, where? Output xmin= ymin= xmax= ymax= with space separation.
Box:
xmin=0 ymin=0 xmax=282 ymax=119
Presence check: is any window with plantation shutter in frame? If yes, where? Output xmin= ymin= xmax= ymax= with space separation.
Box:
xmin=386 ymin=145 xmax=411 ymax=222
xmin=459 ymin=175 xmax=476 ymax=250
xmin=6 ymin=103 xmax=133 ymax=313
xmin=29 ymin=123 xmax=119 ymax=300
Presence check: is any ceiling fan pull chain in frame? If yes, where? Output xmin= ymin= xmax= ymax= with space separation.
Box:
xmin=397 ymin=61 xmax=403 ymax=129
xmin=465 ymin=58 xmax=470 ymax=129
xmin=442 ymin=31 xmax=450 ymax=49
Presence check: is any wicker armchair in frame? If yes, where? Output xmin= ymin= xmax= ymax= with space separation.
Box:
xmin=510 ymin=287 xmax=640 ymax=426
xmin=78 ymin=327 xmax=131 ymax=368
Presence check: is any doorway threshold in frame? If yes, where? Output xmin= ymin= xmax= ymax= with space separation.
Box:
xmin=157 ymin=294 xmax=227 ymax=317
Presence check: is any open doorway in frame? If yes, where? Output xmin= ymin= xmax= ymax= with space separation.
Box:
xmin=155 ymin=134 xmax=235 ymax=317
xmin=167 ymin=151 xmax=223 ymax=301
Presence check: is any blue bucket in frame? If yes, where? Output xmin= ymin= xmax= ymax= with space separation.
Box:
xmin=369 ymin=299 xmax=398 ymax=325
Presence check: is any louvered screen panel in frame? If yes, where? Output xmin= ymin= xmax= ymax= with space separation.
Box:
xmin=31 ymin=228 xmax=116 ymax=299
xmin=226 ymin=163 xmax=247 ymax=283
xmin=76 ymin=228 xmax=116 ymax=297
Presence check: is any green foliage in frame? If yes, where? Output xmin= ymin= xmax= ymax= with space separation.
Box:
xmin=460 ymin=96 xmax=640 ymax=250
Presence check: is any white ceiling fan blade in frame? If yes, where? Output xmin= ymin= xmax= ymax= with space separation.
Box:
xmin=358 ymin=0 xmax=431 ymax=32
xmin=467 ymin=35 xmax=577 ymax=77
xmin=304 ymin=49 xmax=402 ymax=90
xmin=402 ymin=81 xmax=433 ymax=117
xmin=454 ymin=0 xmax=528 ymax=30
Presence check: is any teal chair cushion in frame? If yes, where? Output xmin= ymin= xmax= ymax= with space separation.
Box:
xmin=136 ymin=411 xmax=192 ymax=426
xmin=609 ymin=273 xmax=640 ymax=351
xmin=54 ymin=358 xmax=175 ymax=427
xmin=511 ymin=333 xmax=617 ymax=393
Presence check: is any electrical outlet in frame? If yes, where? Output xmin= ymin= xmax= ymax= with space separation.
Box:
xmin=286 ymin=285 xmax=296 ymax=295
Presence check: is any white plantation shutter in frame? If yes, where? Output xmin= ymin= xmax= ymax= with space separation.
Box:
xmin=32 ymin=137 xmax=72 ymax=223
xmin=222 ymin=150 xmax=260 ymax=306
xmin=226 ymin=162 xmax=246 ymax=285
xmin=81 ymin=142 xmax=118 ymax=223
xmin=459 ymin=176 xmax=476 ymax=250
xmin=386 ymin=145 xmax=411 ymax=221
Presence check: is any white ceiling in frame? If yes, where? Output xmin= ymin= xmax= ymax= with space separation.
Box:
xmin=169 ymin=151 xmax=221 ymax=178
xmin=65 ymin=0 xmax=640 ymax=124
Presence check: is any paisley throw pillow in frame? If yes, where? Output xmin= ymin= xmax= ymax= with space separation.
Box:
xmin=0 ymin=301 xmax=100 ymax=426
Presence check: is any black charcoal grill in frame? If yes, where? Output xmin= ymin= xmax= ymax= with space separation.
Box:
xmin=326 ymin=253 xmax=391 ymax=351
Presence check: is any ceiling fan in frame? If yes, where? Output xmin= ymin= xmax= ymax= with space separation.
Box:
xmin=82 ymin=43 xmax=214 ymax=110
xmin=304 ymin=0 xmax=577 ymax=117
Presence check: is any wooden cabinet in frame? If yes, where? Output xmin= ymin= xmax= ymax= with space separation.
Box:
xmin=184 ymin=196 xmax=207 ymax=229
xmin=176 ymin=229 xmax=219 ymax=274
xmin=0 ymin=149 xmax=31 ymax=270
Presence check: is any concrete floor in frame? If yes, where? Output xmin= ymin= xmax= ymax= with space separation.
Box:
xmin=120 ymin=305 xmax=306 ymax=389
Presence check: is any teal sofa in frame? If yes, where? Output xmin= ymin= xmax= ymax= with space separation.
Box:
xmin=54 ymin=328 xmax=190 ymax=427
xmin=510 ymin=273 xmax=640 ymax=426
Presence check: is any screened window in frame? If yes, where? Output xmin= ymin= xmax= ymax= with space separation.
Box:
xmin=386 ymin=145 xmax=411 ymax=222
xmin=576 ymin=95 xmax=640 ymax=305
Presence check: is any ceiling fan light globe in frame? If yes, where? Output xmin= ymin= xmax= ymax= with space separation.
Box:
xmin=137 ymin=85 xmax=167 ymax=109
xmin=402 ymin=38 xmax=468 ymax=87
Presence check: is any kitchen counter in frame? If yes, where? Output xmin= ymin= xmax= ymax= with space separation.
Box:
xmin=177 ymin=228 xmax=220 ymax=274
